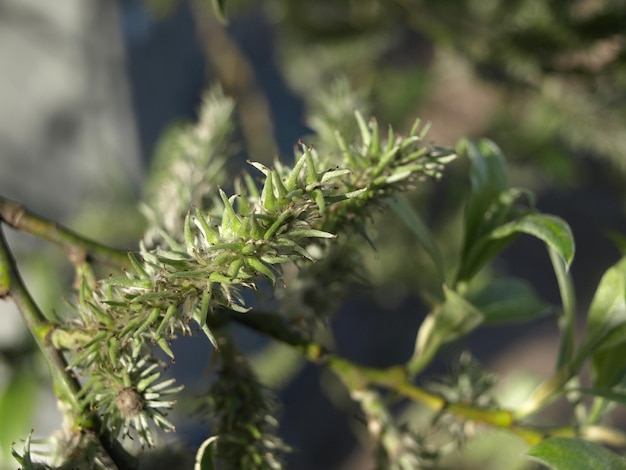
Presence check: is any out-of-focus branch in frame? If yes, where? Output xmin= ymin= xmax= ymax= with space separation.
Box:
xmin=190 ymin=0 xmax=278 ymax=162
xmin=0 ymin=196 xmax=130 ymax=268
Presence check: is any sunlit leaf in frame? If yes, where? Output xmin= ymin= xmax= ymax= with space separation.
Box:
xmin=211 ymin=0 xmax=227 ymax=23
xmin=527 ymin=437 xmax=626 ymax=470
xmin=490 ymin=214 xmax=575 ymax=270
xmin=195 ymin=436 xmax=219 ymax=470
xmin=576 ymin=257 xmax=626 ymax=366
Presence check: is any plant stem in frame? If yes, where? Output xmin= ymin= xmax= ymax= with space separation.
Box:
xmin=0 ymin=224 xmax=137 ymax=469
xmin=225 ymin=309 xmax=625 ymax=447
xmin=0 ymin=196 xmax=130 ymax=268
xmin=549 ymin=246 xmax=576 ymax=369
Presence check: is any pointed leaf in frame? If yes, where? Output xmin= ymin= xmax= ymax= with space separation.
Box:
xmin=248 ymin=160 xmax=270 ymax=176
xmin=246 ymin=256 xmax=278 ymax=283
xmin=194 ymin=209 xmax=220 ymax=245
xmin=219 ymin=189 xmax=242 ymax=235
xmin=286 ymin=151 xmax=308 ymax=190
xmin=370 ymin=117 xmax=380 ymax=154
xmin=577 ymin=387 xmax=626 ymax=406
xmin=574 ymin=257 xmax=626 ymax=367
xmin=456 ymin=186 xmax=532 ymax=283
xmin=344 ymin=188 xmax=367 ymax=199
xmin=201 ymin=323 xmax=220 ymax=350
xmin=373 ymin=146 xmax=399 ymax=176
xmin=195 ymin=436 xmax=219 ymax=470
xmin=320 ymin=168 xmax=351 ymax=183
xmin=288 ymin=228 xmax=336 ymax=239
xmin=410 ymin=286 xmax=484 ymax=374
xmin=587 ymin=257 xmax=626 ymax=344
xmin=527 ymin=437 xmax=626 ymax=470
xmin=184 ymin=211 xmax=194 ymax=253
xmin=355 ymin=111 xmax=371 ymax=148
xmin=272 ymin=171 xmax=288 ymax=199
xmin=409 ymin=117 xmax=423 ymax=137
xmin=260 ymin=172 xmax=277 ymax=213
xmin=490 ymin=214 xmax=575 ymax=270
xmin=157 ymin=337 xmax=175 ymax=360
xmin=591 ymin=326 xmax=626 ymax=389
xmin=458 ymin=138 xmax=509 ymax=248
xmin=211 ymin=0 xmax=227 ymax=23
xmin=304 ymin=145 xmax=319 ymax=185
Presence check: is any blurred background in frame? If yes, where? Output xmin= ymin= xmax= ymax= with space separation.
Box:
xmin=1 ymin=0 xmax=626 ymax=468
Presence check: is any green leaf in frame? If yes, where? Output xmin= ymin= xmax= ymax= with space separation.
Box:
xmin=355 ymin=111 xmax=371 ymax=148
xmin=490 ymin=214 xmax=575 ymax=270
xmin=211 ymin=0 xmax=226 ymax=23
xmin=104 ymin=276 xmax=152 ymax=289
xmin=576 ymin=387 xmax=626 ymax=406
xmin=527 ymin=437 xmax=626 ymax=470
xmin=575 ymin=257 xmax=626 ymax=367
xmin=288 ymin=228 xmax=336 ymax=239
xmin=369 ymin=117 xmax=380 ymax=154
xmin=320 ymin=168 xmax=351 ymax=184
xmin=11 ymin=430 xmax=35 ymax=467
xmin=303 ymin=145 xmax=319 ymax=186
xmin=157 ymin=337 xmax=175 ymax=359
xmin=194 ymin=209 xmax=220 ymax=245
xmin=260 ymin=173 xmax=277 ymax=213
xmin=454 ymin=140 xmax=543 ymax=285
xmin=195 ymin=436 xmax=219 ymax=470
xmin=388 ymin=195 xmax=445 ymax=281
xmin=409 ymin=286 xmax=484 ymax=375
xmin=272 ymin=171 xmax=288 ymax=200
xmin=219 ymin=189 xmax=242 ymax=236
xmin=246 ymin=256 xmax=278 ymax=283
xmin=587 ymin=257 xmax=626 ymax=345
xmin=592 ymin=328 xmax=626 ymax=389
xmin=184 ymin=210 xmax=194 ymax=253
xmin=457 ymin=187 xmax=532 ymax=284
xmin=587 ymin=257 xmax=626 ymax=390
xmin=373 ymin=146 xmax=399 ymax=177
xmin=344 ymin=188 xmax=367 ymax=199
xmin=286 ymin=152 xmax=307 ymax=190
xmin=466 ymin=278 xmax=550 ymax=324
xmin=458 ymin=138 xmax=509 ymax=248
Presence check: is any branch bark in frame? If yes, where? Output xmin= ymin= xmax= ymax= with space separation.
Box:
xmin=0 ymin=196 xmax=131 ymax=268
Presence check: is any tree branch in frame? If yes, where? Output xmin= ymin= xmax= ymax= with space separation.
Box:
xmin=0 ymin=223 xmax=137 ymax=469
xmin=0 ymin=196 xmax=131 ymax=268
xmin=225 ymin=309 xmax=626 ymax=447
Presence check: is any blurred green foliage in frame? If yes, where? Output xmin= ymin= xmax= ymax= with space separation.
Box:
xmin=5 ymin=0 xmax=626 ymax=468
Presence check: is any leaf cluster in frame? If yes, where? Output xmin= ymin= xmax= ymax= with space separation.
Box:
xmin=5 ymin=75 xmax=626 ymax=470
xmin=42 ymin=86 xmax=456 ymax=458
